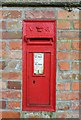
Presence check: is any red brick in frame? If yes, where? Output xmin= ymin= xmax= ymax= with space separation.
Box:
xmin=72 ymin=82 xmax=79 ymax=91
xmin=0 ymin=42 xmax=6 ymax=50
xmin=9 ymin=42 xmax=22 ymax=50
xmin=0 ymin=81 xmax=7 ymax=89
xmin=74 ymin=20 xmax=81 ymax=29
xmin=0 ymin=51 xmax=8 ymax=59
xmin=8 ymin=101 xmax=20 ymax=109
xmin=2 ymin=112 xmax=20 ymax=118
xmin=78 ymin=74 xmax=81 ymax=80
xmin=0 ymin=92 xmax=2 ymax=99
xmin=0 ymin=32 xmax=2 ymax=39
xmin=1 ymin=31 xmax=22 ymax=39
xmin=58 ymin=52 xmax=70 ymax=60
xmin=0 ymin=11 xmax=2 ymax=18
xmin=80 ymin=52 xmax=81 ymax=60
xmin=0 ymin=112 xmax=3 ymax=119
xmin=56 ymin=112 xmax=68 ymax=118
xmin=57 ymin=83 xmax=70 ymax=91
xmin=58 ymin=73 xmax=81 ymax=81
xmin=8 ymin=81 xmax=21 ymax=90
xmin=56 ymin=112 xmax=79 ymax=118
xmin=26 ymin=10 xmax=56 ymax=19
xmin=57 ymin=20 xmax=70 ymax=29
xmin=80 ymin=101 xmax=81 ymax=111
xmin=0 ymin=61 xmax=6 ymax=70
xmin=7 ymin=21 xmax=22 ymax=30
xmin=58 ymin=10 xmax=79 ymax=19
xmin=57 ymin=102 xmax=70 ymax=110
xmin=57 ymin=92 xmax=79 ymax=100
xmin=65 ymin=83 xmax=70 ymax=90
xmin=2 ymin=10 xmax=21 ymax=19
xmin=58 ymin=73 xmax=72 ymax=80
xmin=2 ymin=91 xmax=21 ymax=99
xmin=58 ymin=31 xmax=79 ymax=40
xmin=58 ymin=42 xmax=71 ymax=51
xmin=71 ymin=101 xmax=79 ymax=110
xmin=0 ymin=21 xmax=6 ymax=29
xmin=57 ymin=83 xmax=64 ymax=90
xmin=59 ymin=62 xmax=70 ymax=70
xmin=8 ymin=51 xmax=22 ymax=59
xmin=4 ymin=61 xmax=21 ymax=71
xmin=72 ymin=62 xmax=80 ymax=71
xmin=1 ymin=50 xmax=20 ymax=60
xmin=70 ymin=92 xmax=79 ymax=100
xmin=0 ymin=101 xmax=6 ymax=109
xmin=2 ymin=72 xmax=21 ymax=80
xmin=72 ymin=73 xmax=81 ymax=80
xmin=0 ymin=72 xmax=2 ymax=80
xmin=71 ymin=52 xmax=79 ymax=60
xmin=72 ymin=42 xmax=81 ymax=50
xmin=79 ymin=20 xmax=81 ymax=29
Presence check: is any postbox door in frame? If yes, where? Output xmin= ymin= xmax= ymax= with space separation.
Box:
xmin=22 ymin=20 xmax=56 ymax=111
xmin=27 ymin=52 xmax=51 ymax=106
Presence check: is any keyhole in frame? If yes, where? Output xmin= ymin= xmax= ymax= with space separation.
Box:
xmin=33 ymin=80 xmax=35 ymax=84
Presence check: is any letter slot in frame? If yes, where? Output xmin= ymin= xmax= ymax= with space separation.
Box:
xmin=24 ymin=38 xmax=53 ymax=45
xmin=22 ymin=20 xmax=56 ymax=111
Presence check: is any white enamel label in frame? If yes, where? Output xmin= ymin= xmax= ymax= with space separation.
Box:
xmin=34 ymin=53 xmax=44 ymax=74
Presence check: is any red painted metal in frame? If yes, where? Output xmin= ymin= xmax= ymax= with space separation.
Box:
xmin=22 ymin=20 xmax=56 ymax=111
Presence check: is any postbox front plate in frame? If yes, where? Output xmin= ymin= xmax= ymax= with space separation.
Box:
xmin=22 ymin=20 xmax=56 ymax=111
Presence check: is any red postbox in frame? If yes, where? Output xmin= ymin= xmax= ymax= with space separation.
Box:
xmin=22 ymin=20 xmax=56 ymax=111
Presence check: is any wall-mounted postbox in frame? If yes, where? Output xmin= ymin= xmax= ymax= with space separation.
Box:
xmin=22 ymin=20 xmax=56 ymax=111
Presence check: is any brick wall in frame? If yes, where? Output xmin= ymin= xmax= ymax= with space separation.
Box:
xmin=0 ymin=6 xmax=80 ymax=118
